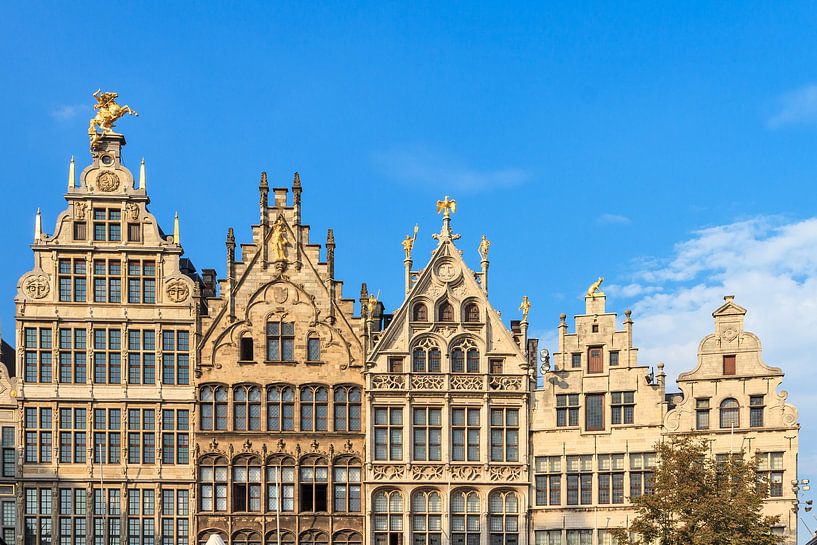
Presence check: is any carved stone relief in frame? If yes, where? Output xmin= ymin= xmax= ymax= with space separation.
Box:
xmin=23 ymin=274 xmax=50 ymax=299
xmin=96 ymin=171 xmax=121 ymax=192
xmin=166 ymin=279 xmax=190 ymax=303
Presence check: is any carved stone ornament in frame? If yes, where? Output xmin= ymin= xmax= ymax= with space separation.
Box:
xmin=23 ymin=274 xmax=50 ymax=299
xmin=74 ymin=201 xmax=87 ymax=219
xmin=435 ymin=259 xmax=460 ymax=283
xmin=166 ymin=279 xmax=190 ymax=303
xmin=274 ymin=286 xmax=289 ymax=304
xmin=126 ymin=203 xmax=140 ymax=220
xmin=96 ymin=170 xmax=121 ymax=192
xmin=722 ymin=327 xmax=739 ymax=342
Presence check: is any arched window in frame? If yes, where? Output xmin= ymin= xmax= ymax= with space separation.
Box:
xmin=265 ymin=530 xmax=295 ymax=545
xmin=232 ymin=456 xmax=261 ymax=512
xmin=451 ymin=339 xmax=480 ymax=373
xmin=438 ymin=300 xmax=454 ymax=322
xmin=265 ymin=456 xmax=295 ymax=513
xmin=451 ymin=490 xmax=481 ymax=545
xmin=199 ymin=456 xmax=227 ymax=512
xmin=464 ymin=302 xmax=480 ymax=323
xmin=299 ymin=530 xmax=328 ymax=545
xmin=234 ymin=385 xmax=261 ymax=431
xmin=267 ymin=384 xmax=294 ymax=431
xmin=333 ymin=457 xmax=362 ymax=512
xmin=198 ymin=530 xmax=227 ymax=545
xmin=489 ymin=491 xmax=519 ymax=545
xmin=332 ymin=530 xmax=363 ymax=545
xmin=334 ymin=386 xmax=362 ymax=432
xmin=412 ymin=338 xmax=441 ymax=373
xmin=412 ymin=490 xmax=442 ymax=545
xmin=413 ymin=303 xmax=428 ymax=321
xmin=301 ymin=386 xmax=328 ymax=431
xmin=299 ymin=456 xmax=329 ymax=512
xmin=233 ymin=530 xmax=261 ymax=545
xmin=373 ymin=490 xmax=403 ymax=545
xmin=720 ymin=398 xmax=740 ymax=429
xmin=199 ymin=385 xmax=227 ymax=431
xmin=266 ymin=319 xmax=294 ymax=362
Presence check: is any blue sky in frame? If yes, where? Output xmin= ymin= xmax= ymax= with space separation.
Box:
xmin=3 ymin=1 xmax=817 ymax=538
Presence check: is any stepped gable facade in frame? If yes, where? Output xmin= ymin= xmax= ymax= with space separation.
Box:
xmin=364 ymin=208 xmax=536 ymax=545
xmin=15 ymin=132 xmax=200 ymax=545
xmin=194 ymin=174 xmax=366 ymax=545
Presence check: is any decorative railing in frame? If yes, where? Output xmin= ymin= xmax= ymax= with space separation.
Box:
xmin=368 ymin=373 xmax=527 ymax=392
xmin=369 ymin=463 xmax=525 ymax=482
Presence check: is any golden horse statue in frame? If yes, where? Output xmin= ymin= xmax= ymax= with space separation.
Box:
xmin=88 ymin=90 xmax=138 ymax=149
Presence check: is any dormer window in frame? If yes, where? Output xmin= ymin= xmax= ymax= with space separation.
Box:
xmin=464 ymin=303 xmax=480 ymax=323
xmin=723 ymin=355 xmax=736 ymax=375
xmin=412 ymin=303 xmax=428 ymax=322
xmin=438 ymin=301 xmax=454 ymax=322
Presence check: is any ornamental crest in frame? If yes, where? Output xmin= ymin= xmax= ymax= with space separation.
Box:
xmin=96 ymin=171 xmax=120 ymax=192
xmin=126 ymin=203 xmax=140 ymax=220
xmin=166 ymin=279 xmax=190 ymax=303
xmin=23 ymin=274 xmax=50 ymax=299
xmin=273 ymin=286 xmax=289 ymax=304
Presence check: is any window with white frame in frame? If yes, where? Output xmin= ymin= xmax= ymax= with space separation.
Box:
xmin=267 ymin=385 xmax=295 ymax=431
xmin=160 ymin=488 xmax=189 ymax=545
xmin=757 ymin=452 xmax=784 ymax=497
xmin=24 ymin=407 xmax=52 ymax=464
xmin=534 ymin=456 xmax=561 ymax=506
xmin=413 ymin=407 xmax=442 ymax=462
xmin=452 ymin=408 xmax=480 ymax=462
xmin=266 ymin=457 xmax=295 ymax=513
xmin=412 ymin=490 xmax=442 ymax=545
xmin=59 ymin=408 xmax=86 ymax=464
xmin=127 ymin=408 xmax=155 ymax=464
xmin=490 ymin=408 xmax=519 ymax=462
xmin=629 ymin=452 xmax=656 ymax=498
xmin=374 ymin=407 xmax=403 ymax=461
xmin=199 ymin=456 xmax=227 ymax=512
xmin=126 ymin=488 xmax=154 ymax=545
xmin=597 ymin=454 xmax=625 ymax=504
xmin=372 ymin=490 xmax=403 ymax=545
xmin=566 ymin=455 xmax=592 ymax=505
xmin=451 ymin=490 xmax=480 ymax=545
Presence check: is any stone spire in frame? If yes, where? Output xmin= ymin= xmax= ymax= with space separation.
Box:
xmin=34 ymin=208 xmax=42 ymax=242
xmin=139 ymin=159 xmax=146 ymax=191
xmin=68 ymin=156 xmax=75 ymax=189
xmin=174 ymin=212 xmax=181 ymax=246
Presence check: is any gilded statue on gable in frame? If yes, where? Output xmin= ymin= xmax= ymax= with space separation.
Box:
xmin=436 ymin=196 xmax=457 ymax=217
xmin=271 ymin=216 xmax=288 ymax=262
xmin=88 ymin=89 xmax=138 ymax=150
xmin=478 ymin=235 xmax=491 ymax=260
xmin=586 ymin=277 xmax=605 ymax=297
xmin=401 ymin=224 xmax=419 ymax=259
xmin=519 ymin=295 xmax=531 ymax=321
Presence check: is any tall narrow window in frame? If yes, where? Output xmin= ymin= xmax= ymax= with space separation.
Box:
xmin=597 ymin=454 xmax=625 ymax=504
xmin=412 ymin=407 xmax=442 ymax=461
xmin=490 ymin=408 xmax=519 ymax=462
xmin=1 ymin=427 xmax=16 ymax=476
xmin=95 ymin=488 xmax=122 ymax=544
xmin=333 ymin=458 xmax=362 ymax=513
xmin=24 ymin=327 xmax=52 ymax=383
xmin=58 ymin=327 xmax=87 ymax=384
xmin=372 ymin=490 xmax=403 ymax=545
xmin=267 ymin=385 xmax=295 ymax=431
xmin=300 ymin=386 xmax=328 ymax=431
xmin=233 ymin=385 xmax=261 ymax=431
xmin=609 ymin=351 xmax=620 ymax=366
xmin=299 ymin=457 xmax=329 ymax=513
xmin=720 ymin=398 xmax=740 ymax=428
xmin=92 ymin=408 xmax=121 ymax=464
xmin=59 ymin=488 xmax=87 ymax=545
xmin=58 ymin=408 xmax=86 ymax=464
xmin=93 ymin=259 xmax=122 ymax=303
xmin=438 ymin=300 xmax=454 ymax=322
xmin=758 ymin=452 xmax=784 ymax=497
xmin=750 ymin=395 xmax=765 ymax=427
xmin=571 ymin=353 xmax=582 ymax=368
xmin=232 ymin=457 xmax=261 ymax=512
xmin=127 ymin=223 xmax=141 ymax=242
xmin=374 ymin=407 xmax=403 ymax=461
xmin=307 ymin=336 xmax=321 ymax=362
xmin=93 ymin=328 xmax=121 ymax=384
xmin=24 ymin=488 xmax=52 ymax=545
xmin=451 ymin=490 xmax=480 ymax=545
xmin=534 ymin=456 xmax=561 ymax=506
xmin=161 ymin=409 xmax=189 ymax=465
xmin=723 ymin=354 xmax=736 ymax=375
xmin=160 ymin=488 xmax=188 ymax=545
xmin=126 ymin=488 xmax=154 ymax=545
xmin=24 ymin=408 xmax=52 ymax=464
xmin=488 ymin=491 xmax=518 ymax=545
xmin=695 ymin=398 xmax=711 ymax=430
xmin=127 ymin=329 xmax=156 ymax=385
xmin=127 ymin=260 xmax=156 ymax=304
xmin=58 ymin=258 xmax=87 ymax=302
xmin=412 ymin=491 xmax=442 ymax=545
xmin=161 ymin=330 xmax=190 ymax=385
xmin=567 ymin=455 xmax=593 ymax=505
xmin=588 ymin=348 xmax=603 ymax=373
xmin=464 ymin=303 xmax=480 ymax=322
xmin=334 ymin=386 xmax=362 ymax=432
xmin=199 ymin=385 xmax=227 ymax=431
xmin=239 ymin=337 xmax=254 ymax=362
xmin=74 ymin=221 xmax=87 ymax=241
xmin=585 ymin=394 xmax=604 ymax=431
xmin=629 ymin=452 xmax=657 ymax=498
xmin=127 ymin=408 xmax=155 ymax=464
xmin=266 ymin=457 xmax=295 ymax=512
xmin=266 ymin=321 xmax=295 ymax=361
xmin=199 ymin=457 xmax=227 ymax=512
xmin=452 ymin=408 xmax=480 ymax=462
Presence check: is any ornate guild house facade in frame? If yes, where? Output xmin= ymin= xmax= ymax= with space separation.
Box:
xmin=194 ymin=175 xmax=366 ymax=545
xmin=6 ymin=94 xmax=802 ymax=545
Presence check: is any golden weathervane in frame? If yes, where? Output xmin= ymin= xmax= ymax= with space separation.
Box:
xmin=88 ymin=89 xmax=138 ymax=150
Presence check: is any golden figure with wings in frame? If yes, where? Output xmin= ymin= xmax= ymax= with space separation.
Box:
xmin=401 ymin=224 xmax=419 ymax=259
xmin=436 ymin=196 xmax=457 ymax=218
xmin=88 ymin=90 xmax=139 ymax=150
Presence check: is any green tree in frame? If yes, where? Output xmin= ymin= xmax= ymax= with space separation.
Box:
xmin=612 ymin=436 xmax=781 ymax=545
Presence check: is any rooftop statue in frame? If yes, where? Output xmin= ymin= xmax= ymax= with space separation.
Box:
xmin=88 ymin=89 xmax=138 ymax=150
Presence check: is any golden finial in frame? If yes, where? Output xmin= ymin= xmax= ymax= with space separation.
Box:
xmin=402 ymin=224 xmax=419 ymax=260
xmin=586 ymin=277 xmax=605 ymax=297
xmin=436 ymin=196 xmax=457 ymax=218
xmin=68 ymin=156 xmax=75 ymax=189
xmin=34 ymin=208 xmax=42 ymax=241
xmin=478 ymin=235 xmax=491 ymax=260
xmin=519 ymin=295 xmax=531 ymax=321
xmin=88 ymin=89 xmax=138 ymax=150
xmin=173 ymin=212 xmax=181 ymax=246
xmin=139 ymin=159 xmax=146 ymax=191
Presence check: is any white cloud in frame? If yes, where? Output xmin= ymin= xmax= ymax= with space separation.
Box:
xmin=50 ymin=104 xmax=85 ymax=121
xmin=598 ymin=213 xmax=631 ymax=225
xmin=372 ymin=147 xmax=531 ymax=192
xmin=767 ymin=84 xmax=817 ymax=128
xmin=617 ymin=215 xmax=817 ymax=473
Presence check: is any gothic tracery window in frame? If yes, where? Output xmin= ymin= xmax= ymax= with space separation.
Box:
xmin=412 ymin=338 xmax=441 ymax=373
xmin=438 ymin=300 xmax=454 ymax=322
xmin=199 ymin=384 xmax=227 ymax=431
xmin=451 ymin=338 xmax=480 ymax=373
xmin=233 ymin=384 xmax=261 ymax=431
xmin=413 ymin=303 xmax=428 ymax=321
